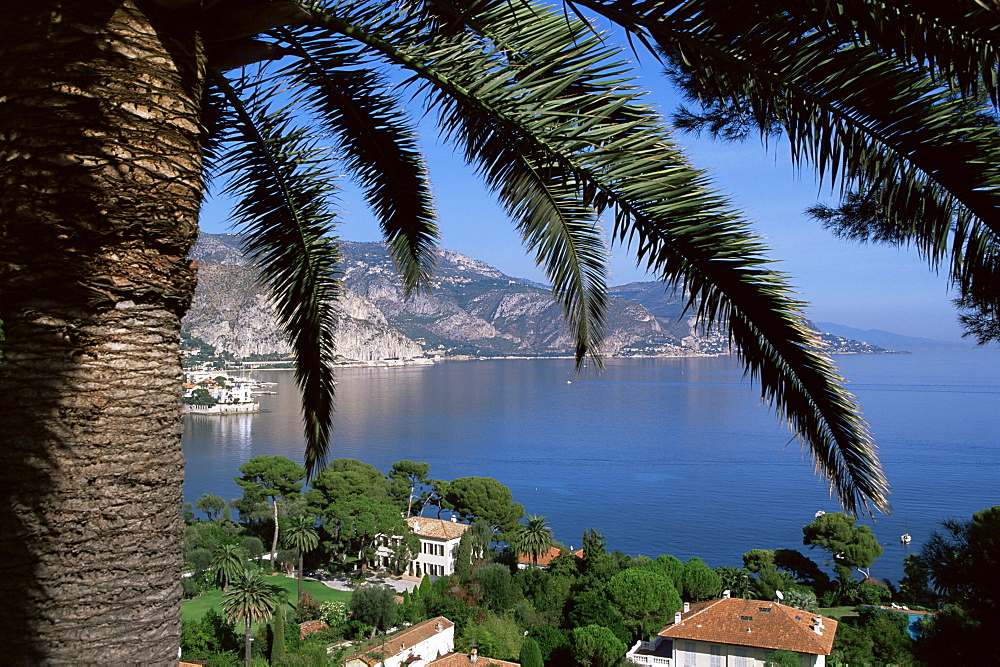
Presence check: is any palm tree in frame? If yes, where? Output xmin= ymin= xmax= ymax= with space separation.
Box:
xmin=281 ymin=514 xmax=320 ymax=605
xmin=573 ymin=0 xmax=1000 ymax=333
xmin=213 ymin=543 xmax=249 ymax=591
xmin=3 ymin=0 xmax=997 ymax=659
xmin=221 ymin=567 xmax=282 ymax=667
xmin=513 ymin=515 xmax=556 ymax=566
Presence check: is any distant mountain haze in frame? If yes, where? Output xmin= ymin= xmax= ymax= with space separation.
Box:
xmin=184 ymin=234 xmax=887 ymax=360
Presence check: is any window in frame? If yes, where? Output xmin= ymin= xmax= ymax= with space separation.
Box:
xmin=734 ymin=647 xmax=749 ymax=667
xmin=740 ymin=615 xmax=753 ymax=621
xmin=710 ymin=644 xmax=722 ymax=667
xmin=759 ymin=607 xmax=772 ymax=612
xmin=683 ymin=641 xmax=696 ymax=667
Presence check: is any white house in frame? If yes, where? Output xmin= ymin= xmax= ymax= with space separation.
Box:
xmin=626 ymin=596 xmax=838 ymax=667
xmin=342 ymin=616 xmax=455 ymax=667
xmin=377 ymin=516 xmax=470 ymax=579
xmin=182 ymin=373 xmax=260 ymax=414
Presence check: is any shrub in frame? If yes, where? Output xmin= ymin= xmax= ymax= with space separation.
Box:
xmin=181 ymin=576 xmax=200 ymax=599
xmin=295 ymin=591 xmax=322 ymax=623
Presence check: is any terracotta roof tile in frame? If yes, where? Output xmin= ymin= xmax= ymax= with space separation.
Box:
xmin=517 ymin=546 xmax=582 ymax=566
xmin=408 ymin=517 xmax=470 ymax=540
xmin=343 ymin=616 xmax=455 ymax=666
xmin=430 ymin=651 xmax=519 ymax=666
xmin=299 ymin=619 xmax=329 ymax=639
xmin=658 ymin=598 xmax=837 ymax=655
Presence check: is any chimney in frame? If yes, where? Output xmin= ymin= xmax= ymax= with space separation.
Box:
xmin=435 ymin=620 xmax=443 ymax=633
xmin=674 ymin=612 xmax=682 ymax=625
xmin=451 ymin=514 xmax=458 ymax=522
xmin=470 ymin=648 xmax=478 ymax=662
xmin=414 ymin=521 xmax=421 ymax=532
xmin=683 ymin=602 xmax=690 ymax=613
xmin=722 ymin=589 xmax=731 ymax=599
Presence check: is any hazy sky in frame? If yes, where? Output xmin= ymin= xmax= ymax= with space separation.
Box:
xmin=200 ymin=57 xmax=969 ymax=343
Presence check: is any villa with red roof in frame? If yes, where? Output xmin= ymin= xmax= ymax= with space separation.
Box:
xmin=376 ymin=516 xmax=470 ymax=579
xmin=626 ymin=595 xmax=838 ymax=667
xmin=342 ymin=616 xmax=455 ymax=667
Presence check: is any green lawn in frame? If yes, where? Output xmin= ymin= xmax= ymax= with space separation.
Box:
xmin=820 ymin=606 xmax=860 ymax=622
xmin=182 ymin=575 xmax=351 ymax=623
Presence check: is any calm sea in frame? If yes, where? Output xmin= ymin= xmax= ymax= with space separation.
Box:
xmin=182 ymin=346 xmax=1000 ymax=584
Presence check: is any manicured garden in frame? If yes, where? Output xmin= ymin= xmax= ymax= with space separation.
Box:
xmin=181 ymin=574 xmax=351 ymax=622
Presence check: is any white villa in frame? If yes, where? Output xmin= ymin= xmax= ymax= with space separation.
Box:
xmin=182 ymin=373 xmax=260 ymax=414
xmin=342 ymin=616 xmax=455 ymax=667
xmin=626 ymin=595 xmax=838 ymax=667
xmin=377 ymin=516 xmax=470 ymax=579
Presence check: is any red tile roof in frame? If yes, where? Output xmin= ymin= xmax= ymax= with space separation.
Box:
xmin=517 ymin=546 xmax=582 ymax=566
xmin=430 ymin=651 xmax=519 ymax=666
xmin=299 ymin=619 xmax=329 ymax=639
xmin=343 ymin=616 xmax=455 ymax=666
xmin=658 ymin=598 xmax=837 ymax=655
xmin=409 ymin=517 xmax=470 ymax=540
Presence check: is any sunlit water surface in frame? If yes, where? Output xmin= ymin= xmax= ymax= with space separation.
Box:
xmin=183 ymin=347 xmax=1000 ymax=584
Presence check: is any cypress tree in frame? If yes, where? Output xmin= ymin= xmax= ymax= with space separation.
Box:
xmin=456 ymin=531 xmax=472 ymax=579
xmin=519 ymin=637 xmax=543 ymax=667
xmin=270 ymin=601 xmax=286 ymax=662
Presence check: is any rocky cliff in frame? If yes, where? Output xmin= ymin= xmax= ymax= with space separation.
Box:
xmin=183 ymin=234 xmax=882 ymax=360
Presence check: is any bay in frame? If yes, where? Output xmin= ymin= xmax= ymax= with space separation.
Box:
xmin=182 ymin=346 xmax=1000 ymax=584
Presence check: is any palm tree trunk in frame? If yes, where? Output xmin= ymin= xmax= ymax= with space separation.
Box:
xmin=271 ymin=497 xmax=280 ymax=569
xmin=245 ymin=620 xmax=253 ymax=667
xmin=298 ymin=550 xmax=305 ymax=605
xmin=0 ymin=2 xmax=203 ymax=661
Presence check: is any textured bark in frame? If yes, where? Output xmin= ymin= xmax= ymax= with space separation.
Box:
xmin=271 ymin=498 xmax=280 ymax=567
xmin=0 ymin=1 xmax=203 ymax=661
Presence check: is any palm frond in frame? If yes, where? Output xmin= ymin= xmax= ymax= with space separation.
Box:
xmin=306 ymin=0 xmax=887 ymax=512
xmin=210 ymin=72 xmax=341 ymax=476
xmin=274 ymin=27 xmax=440 ymax=293
xmin=567 ymin=1 xmax=1000 ymax=341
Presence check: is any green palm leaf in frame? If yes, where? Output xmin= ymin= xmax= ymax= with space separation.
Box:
xmin=307 ymin=0 xmax=887 ymax=512
xmin=569 ymin=1 xmax=1000 ymax=340
xmin=209 ymin=72 xmax=341 ymax=475
xmin=275 ymin=27 xmax=440 ymax=293
xmin=221 ymin=567 xmax=282 ymax=624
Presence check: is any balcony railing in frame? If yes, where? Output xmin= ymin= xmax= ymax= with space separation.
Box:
xmin=626 ymin=639 xmax=672 ymax=666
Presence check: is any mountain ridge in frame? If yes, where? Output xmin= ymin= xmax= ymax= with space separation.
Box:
xmin=183 ymin=234 xmax=886 ymax=360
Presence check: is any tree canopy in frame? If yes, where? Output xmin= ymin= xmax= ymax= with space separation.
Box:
xmin=605 ymin=568 xmax=682 ymax=640
xmin=443 ymin=476 xmax=525 ymax=533
xmin=682 ymin=557 xmax=723 ymax=601
xmin=349 ymin=585 xmax=398 ymax=637
xmin=322 ymin=495 xmax=413 ymax=572
xmin=803 ymin=512 xmax=883 ymax=579
xmin=389 ymin=459 xmax=430 ymax=517
xmin=910 ymin=505 xmax=1000 ymax=663
xmin=306 ymin=458 xmax=391 ymax=511
xmin=234 ymin=456 xmax=306 ymax=503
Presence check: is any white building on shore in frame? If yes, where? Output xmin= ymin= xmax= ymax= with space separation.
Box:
xmin=377 ymin=516 xmax=470 ymax=579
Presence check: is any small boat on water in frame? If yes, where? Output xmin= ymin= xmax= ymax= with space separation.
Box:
xmin=900 ymin=510 xmax=912 ymax=544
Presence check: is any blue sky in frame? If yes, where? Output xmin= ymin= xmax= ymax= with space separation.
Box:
xmin=200 ymin=56 xmax=968 ymax=343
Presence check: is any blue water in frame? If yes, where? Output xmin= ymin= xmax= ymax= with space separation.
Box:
xmin=182 ymin=346 xmax=1000 ymax=584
